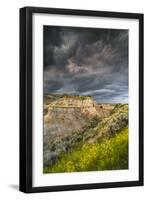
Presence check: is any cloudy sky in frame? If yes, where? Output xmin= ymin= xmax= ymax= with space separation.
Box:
xmin=44 ymin=26 xmax=128 ymax=103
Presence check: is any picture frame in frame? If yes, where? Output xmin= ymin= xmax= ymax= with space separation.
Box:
xmin=19 ymin=6 xmax=144 ymax=193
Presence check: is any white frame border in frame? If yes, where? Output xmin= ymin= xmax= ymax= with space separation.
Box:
xmin=32 ymin=13 xmax=139 ymax=187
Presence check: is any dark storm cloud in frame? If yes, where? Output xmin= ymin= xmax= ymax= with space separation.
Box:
xmin=44 ymin=26 xmax=128 ymax=103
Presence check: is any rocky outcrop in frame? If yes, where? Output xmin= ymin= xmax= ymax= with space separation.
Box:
xmin=44 ymin=107 xmax=89 ymax=145
xmin=43 ymin=96 xmax=114 ymax=145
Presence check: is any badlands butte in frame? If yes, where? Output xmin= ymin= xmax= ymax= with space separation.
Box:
xmin=43 ymin=94 xmax=128 ymax=173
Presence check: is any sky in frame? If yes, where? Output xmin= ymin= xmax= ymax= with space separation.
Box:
xmin=44 ymin=26 xmax=128 ymax=103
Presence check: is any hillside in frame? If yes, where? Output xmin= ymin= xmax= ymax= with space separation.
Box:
xmin=43 ymin=94 xmax=128 ymax=172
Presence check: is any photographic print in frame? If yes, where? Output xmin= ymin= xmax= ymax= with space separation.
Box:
xmin=43 ymin=26 xmax=129 ymax=173
xmin=20 ymin=7 xmax=143 ymax=193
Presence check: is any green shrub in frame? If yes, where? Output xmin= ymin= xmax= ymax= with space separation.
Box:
xmin=44 ymin=127 xmax=128 ymax=173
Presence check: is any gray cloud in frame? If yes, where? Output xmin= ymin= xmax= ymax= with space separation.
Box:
xmin=44 ymin=26 xmax=128 ymax=103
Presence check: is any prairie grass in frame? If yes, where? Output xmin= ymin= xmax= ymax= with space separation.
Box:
xmin=44 ymin=127 xmax=128 ymax=173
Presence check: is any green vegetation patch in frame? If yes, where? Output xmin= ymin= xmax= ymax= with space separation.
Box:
xmin=44 ymin=127 xmax=128 ymax=173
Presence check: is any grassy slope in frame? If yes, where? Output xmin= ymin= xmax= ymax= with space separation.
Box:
xmin=44 ymin=127 xmax=128 ymax=173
